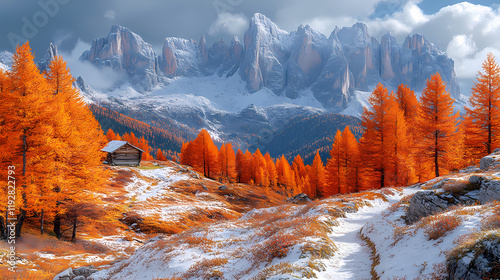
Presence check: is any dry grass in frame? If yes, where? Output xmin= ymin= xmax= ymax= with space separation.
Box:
xmin=251 ymin=262 xmax=315 ymax=279
xmin=422 ymin=215 xmax=462 ymax=240
xmin=182 ymin=257 xmax=228 ymax=279
xmin=360 ymin=229 xmax=380 ymax=280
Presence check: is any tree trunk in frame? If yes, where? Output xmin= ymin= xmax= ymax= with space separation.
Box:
xmin=4 ymin=208 xmax=8 ymax=239
xmin=71 ymin=215 xmax=77 ymax=243
xmin=54 ymin=213 xmax=62 ymax=239
xmin=16 ymin=134 xmax=28 ymax=238
xmin=40 ymin=209 xmax=44 ymax=235
xmin=15 ymin=209 xmax=26 ymax=238
xmin=435 ymin=131 xmax=439 ymax=177
xmin=0 ymin=215 xmax=5 ymax=240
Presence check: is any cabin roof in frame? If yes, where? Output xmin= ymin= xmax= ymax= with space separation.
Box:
xmin=101 ymin=140 xmax=144 ymax=153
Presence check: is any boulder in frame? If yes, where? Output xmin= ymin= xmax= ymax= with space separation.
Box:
xmin=480 ymin=155 xmax=498 ymax=170
xmin=479 ymin=150 xmax=500 ymax=170
xmin=469 ymin=175 xmax=484 ymax=185
xmin=73 ymin=265 xmax=97 ymax=277
xmin=218 ymin=185 xmax=228 ymax=190
xmin=73 ymin=276 xmax=85 ymax=280
xmin=53 ymin=268 xmax=74 ymax=280
xmin=479 ymin=180 xmax=500 ymax=204
xmin=286 ymin=193 xmax=311 ymax=204
xmin=405 ymin=191 xmax=452 ymax=224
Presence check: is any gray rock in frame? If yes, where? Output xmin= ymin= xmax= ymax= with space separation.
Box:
xmin=469 ymin=175 xmax=483 ymax=185
xmin=36 ymin=43 xmax=58 ymax=73
xmin=460 ymin=166 xmax=480 ymax=173
xmin=53 ymin=268 xmax=74 ymax=280
xmin=286 ymin=193 xmax=311 ymax=204
xmin=80 ymin=25 xmax=162 ymax=91
xmin=448 ymin=238 xmax=500 ymax=280
xmin=73 ymin=265 xmax=97 ymax=277
xmin=239 ymin=13 xmax=290 ymax=94
xmin=479 ymin=180 xmax=500 ymax=204
xmin=73 ymin=276 xmax=85 ymax=280
xmin=218 ymin=185 xmax=227 ymax=190
xmin=405 ymin=191 xmax=452 ymax=224
xmin=431 ymin=178 xmax=450 ymax=189
xmin=480 ymin=155 xmax=498 ymax=170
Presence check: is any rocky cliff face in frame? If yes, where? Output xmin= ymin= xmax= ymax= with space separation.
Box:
xmin=80 ymin=14 xmax=461 ymax=110
xmin=80 ymin=25 xmax=162 ymax=91
xmin=36 ymin=43 xmax=59 ymax=72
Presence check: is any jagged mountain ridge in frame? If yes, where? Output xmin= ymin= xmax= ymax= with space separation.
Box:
xmin=79 ymin=13 xmax=460 ymax=110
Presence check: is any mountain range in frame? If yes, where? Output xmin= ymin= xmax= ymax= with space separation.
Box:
xmin=78 ymin=13 xmax=460 ymax=109
xmin=0 ymin=13 xmax=464 ymax=160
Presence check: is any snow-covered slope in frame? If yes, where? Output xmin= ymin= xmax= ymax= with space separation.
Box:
xmin=84 ymin=151 xmax=500 ymax=280
xmin=0 ymin=51 xmax=12 ymax=70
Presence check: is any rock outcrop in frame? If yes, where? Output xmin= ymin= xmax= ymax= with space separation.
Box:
xmin=53 ymin=266 xmax=98 ymax=280
xmin=287 ymin=193 xmax=311 ymax=204
xmin=479 ymin=149 xmax=500 ymax=170
xmin=447 ymin=233 xmax=500 ymax=280
xmin=405 ymin=191 xmax=452 ymax=224
xmin=80 ymin=25 xmax=162 ymax=91
xmin=36 ymin=43 xmax=58 ymax=72
xmin=239 ymin=13 xmax=291 ymax=94
xmin=479 ymin=180 xmax=500 ymax=204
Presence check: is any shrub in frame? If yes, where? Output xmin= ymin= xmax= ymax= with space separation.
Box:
xmin=424 ymin=215 xmax=461 ymax=240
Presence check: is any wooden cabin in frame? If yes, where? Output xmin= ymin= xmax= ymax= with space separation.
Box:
xmin=102 ymin=140 xmax=143 ymax=166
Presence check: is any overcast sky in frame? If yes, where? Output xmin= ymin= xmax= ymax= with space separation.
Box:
xmin=1 ymin=0 xmax=499 ymax=92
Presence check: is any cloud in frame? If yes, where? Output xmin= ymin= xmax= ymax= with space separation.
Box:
xmin=208 ymin=12 xmax=248 ymax=36
xmin=60 ymin=39 xmax=127 ymax=91
xmin=103 ymin=9 xmax=116 ymax=20
xmin=446 ymin=35 xmax=477 ymax=60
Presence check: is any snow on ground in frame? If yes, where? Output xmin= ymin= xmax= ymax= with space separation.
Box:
xmin=89 ymin=188 xmax=419 ymax=280
xmin=362 ymin=190 xmax=496 ymax=279
xmin=90 ymin=74 xmax=326 ymax=114
xmin=341 ymin=90 xmax=372 ymax=117
xmin=124 ymin=167 xmax=191 ymax=201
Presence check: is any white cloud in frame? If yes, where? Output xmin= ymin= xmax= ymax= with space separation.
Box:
xmin=446 ymin=35 xmax=477 ymax=60
xmin=103 ymin=9 xmax=116 ymax=20
xmin=208 ymin=12 xmax=248 ymax=36
xmin=60 ymin=39 xmax=127 ymax=91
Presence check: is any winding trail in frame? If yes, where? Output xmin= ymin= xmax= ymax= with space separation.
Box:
xmin=316 ymin=197 xmax=399 ymax=280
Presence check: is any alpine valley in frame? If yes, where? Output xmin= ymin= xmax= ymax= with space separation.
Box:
xmin=0 ymin=13 xmax=464 ymax=162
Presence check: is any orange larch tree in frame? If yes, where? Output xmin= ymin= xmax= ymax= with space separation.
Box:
xmin=191 ymin=129 xmax=220 ymax=179
xmin=416 ymin=73 xmax=459 ymax=178
xmin=339 ymin=126 xmax=362 ymax=193
xmin=360 ymin=83 xmax=391 ymax=189
xmin=308 ymin=152 xmax=326 ymax=198
xmin=464 ymin=52 xmax=500 ymax=159
xmin=3 ymin=42 xmax=56 ymax=237
xmin=219 ymin=143 xmax=237 ymax=182
xmin=292 ymin=154 xmax=307 ymax=195
xmin=156 ymin=149 xmax=167 ymax=161
xmin=45 ymin=55 xmax=108 ymax=239
xmin=385 ymin=98 xmax=414 ymax=186
xmin=265 ymin=153 xmax=277 ymax=187
xmin=326 ymin=130 xmax=343 ymax=195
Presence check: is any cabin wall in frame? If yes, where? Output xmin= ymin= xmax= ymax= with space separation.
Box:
xmin=108 ymin=144 xmax=142 ymax=166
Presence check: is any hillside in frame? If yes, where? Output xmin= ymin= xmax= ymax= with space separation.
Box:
xmin=90 ymin=104 xmax=187 ymax=154
xmin=3 ymin=150 xmax=499 ymax=279
xmin=250 ymin=113 xmax=362 ymax=164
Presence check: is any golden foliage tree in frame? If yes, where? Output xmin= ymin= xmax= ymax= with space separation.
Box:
xmin=416 ymin=73 xmax=459 ymax=178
